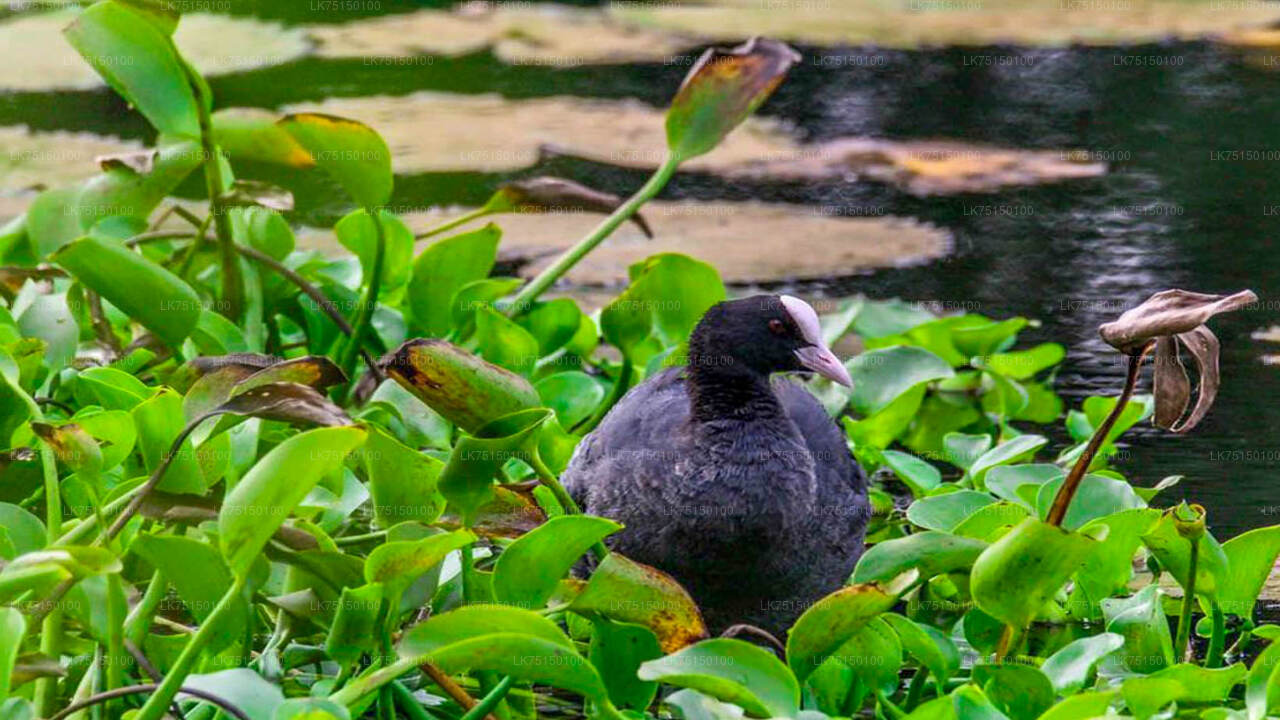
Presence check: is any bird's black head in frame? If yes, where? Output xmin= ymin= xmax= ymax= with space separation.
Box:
xmin=688 ymin=295 xmax=852 ymax=386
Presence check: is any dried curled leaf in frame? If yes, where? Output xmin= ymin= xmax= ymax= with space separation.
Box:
xmin=1161 ymin=326 xmax=1221 ymax=433
xmin=1099 ymin=289 xmax=1256 ymax=354
xmin=491 ymin=177 xmax=652 ymax=238
xmin=666 ymin=36 xmax=800 ymax=161
xmin=95 ymin=149 xmax=157 ymax=174
xmin=1152 ymin=335 xmax=1190 ymax=429
xmin=221 ymin=179 xmax=295 ymax=212
xmin=213 ymin=382 xmax=351 ymax=427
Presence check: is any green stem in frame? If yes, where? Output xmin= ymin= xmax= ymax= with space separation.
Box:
xmin=131 ymin=577 xmax=248 ymax=720
xmin=103 ymin=573 xmax=126 ymax=714
xmin=124 ymin=570 xmax=166 ymax=649
xmin=1176 ymin=538 xmax=1199 ymax=662
xmin=1207 ymin=601 xmax=1226 ymax=668
xmin=903 ymin=667 xmax=929 ymax=710
xmin=504 ymin=154 xmax=680 ymax=316
xmin=330 ymin=656 xmax=422 ymax=708
xmin=415 ymin=207 xmax=493 ymax=240
xmin=528 ymin=453 xmax=606 ymax=560
xmin=391 ymin=680 xmax=436 ymax=720
xmin=460 ymin=677 xmax=514 ymax=720
xmin=334 ymin=529 xmax=388 ymax=546
xmin=575 ymin=359 xmax=632 ymax=435
xmin=460 ymin=543 xmax=475 ymax=604
xmin=34 ymin=432 xmax=61 ymax=716
xmin=340 ymin=209 xmax=386 ymax=380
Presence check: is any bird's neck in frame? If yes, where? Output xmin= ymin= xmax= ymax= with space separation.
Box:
xmin=686 ymin=356 xmax=784 ymax=424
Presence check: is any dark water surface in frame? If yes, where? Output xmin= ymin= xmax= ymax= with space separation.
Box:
xmin=6 ymin=26 xmax=1278 ymax=534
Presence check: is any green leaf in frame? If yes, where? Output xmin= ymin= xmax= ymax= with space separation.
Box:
xmin=785 ymin=572 xmax=915 ymax=683
xmin=437 ymin=408 xmax=550 ymax=525
xmin=972 ymin=664 xmax=1054 ymax=720
xmin=516 ymin=299 xmax=584 ymax=356
xmin=986 ymin=464 xmax=1062 ymax=509
xmin=325 ymin=582 xmax=383 ymax=667
xmin=212 ymin=108 xmax=316 ymax=169
xmin=967 ymin=435 xmax=1046 ymax=489
xmin=384 ymin=339 xmax=540 ymax=434
xmin=1140 ymin=507 xmax=1228 ymax=601
xmin=53 ymin=236 xmax=201 ymax=346
xmin=848 ymin=346 xmax=954 ymax=416
xmin=1074 ymin=509 xmax=1161 ymax=608
xmin=970 ymin=518 xmax=1098 ymax=630
xmin=1246 ymin=633 xmax=1280 ymax=720
xmin=398 ymin=604 xmax=608 ymax=701
xmin=1217 ymin=525 xmax=1280 ymax=619
xmin=982 ymin=343 xmax=1065 ymax=380
xmin=852 ymin=531 xmax=987 ymax=584
xmin=536 ymin=372 xmax=605 ymax=428
xmin=183 ymin=668 xmax=284 ymax=720
xmin=881 ymin=450 xmax=941 ymax=496
xmin=906 ymin=490 xmax=997 ymax=532
xmin=1040 ymin=632 xmax=1124 ymax=694
xmin=362 ymin=426 xmax=446 ymax=529
xmin=639 ymin=638 xmax=799 ymax=718
xmin=363 ymin=529 xmax=475 ymax=595
xmin=0 ymin=504 xmax=44 ymax=559
xmin=569 ymin=552 xmax=707 ymax=654
xmin=1121 ymin=663 xmax=1246 ymax=720
xmin=278 ymin=114 xmax=392 ymax=209
xmin=942 ymin=432 xmax=992 ymax=470
xmin=131 ymin=388 xmax=206 ymax=494
xmin=234 ymin=206 xmax=296 ymax=260
xmin=1034 ymin=474 xmax=1146 ymax=531
xmin=590 ymin=618 xmax=662 ymax=711
xmin=665 ymin=38 xmax=800 ymax=161
xmin=408 ymin=224 xmax=500 ymax=337
xmin=64 ymin=1 xmax=199 ymax=137
xmin=475 ymin=307 xmax=541 ymax=377
xmin=130 ymin=533 xmax=246 ymax=653
xmin=74 ymin=366 xmax=151 ymax=410
xmin=493 ymin=515 xmax=619 ymax=609
xmin=1102 ymin=585 xmax=1174 ymax=673
xmin=601 ymin=253 xmax=725 ymax=364
xmin=882 ymin=613 xmax=959 ymax=686
xmin=274 ymin=698 xmax=350 ymax=720
xmin=335 ymin=209 xmax=412 ymax=291
xmin=0 ymin=606 xmax=25 ymax=698
xmin=219 ymin=426 xmax=366 ymax=578
xmin=1036 ymin=692 xmax=1117 ymax=720
xmin=76 ymin=140 xmax=203 ymax=235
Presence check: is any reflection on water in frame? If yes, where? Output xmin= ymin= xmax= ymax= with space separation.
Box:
xmin=2 ymin=31 xmax=1277 ymax=533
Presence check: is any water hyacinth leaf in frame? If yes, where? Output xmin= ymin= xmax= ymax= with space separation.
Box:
xmin=219 ymin=426 xmax=366 ymax=578
xmin=234 ymin=206 xmax=296 ymax=261
xmin=881 ymin=450 xmax=941 ymax=496
xmin=517 ymin=299 xmax=585 ymax=357
xmin=76 ymin=139 xmax=204 ymax=235
xmin=364 ymin=529 xmax=474 ymax=594
xmin=408 ymin=224 xmax=500 ymax=336
xmin=1075 ymin=508 xmax=1161 ymax=603
xmin=493 ymin=515 xmax=621 ymax=608
xmin=278 ymin=113 xmax=392 ymax=209
xmin=274 ymin=698 xmax=350 ymax=720
xmin=362 ymin=426 xmax=446 ymax=528
xmin=31 ymin=422 xmax=101 ymax=478
xmin=382 ymin=339 xmax=540 ymax=433
xmin=1034 ymin=474 xmax=1146 ymax=531
xmin=490 ymin=177 xmax=652 ymax=237
xmin=639 ymin=638 xmax=799 ymax=718
xmin=325 ymin=582 xmax=382 ymax=667
xmin=438 ymin=408 xmax=550 ymax=524
xmin=536 ymin=372 xmax=605 ymax=428
xmin=214 ymin=382 xmax=351 ymax=428
xmin=0 ymin=607 xmax=24 ymax=698
xmin=475 ymin=306 xmax=540 ymax=376
xmin=882 ymin=613 xmax=960 ymax=686
xmin=131 ymin=388 xmax=206 ymax=493
xmin=665 ymin=37 xmax=800 ymax=162
xmin=786 ymin=570 xmax=916 ymax=683
xmin=64 ymin=0 xmax=199 ymax=137
xmin=943 ymin=432 xmax=992 ymax=470
xmin=843 ymin=384 xmax=926 ymax=450
xmin=852 ymin=531 xmax=987 ymax=583
xmin=1099 ymin=289 xmax=1256 ymax=354
xmin=983 ymin=343 xmax=1065 ymax=380
xmin=231 ymin=356 xmax=347 ymax=396
xmin=970 ymin=518 xmax=1098 ymax=630
xmin=212 ymin=108 xmax=316 ymax=168
xmin=130 ymin=533 xmax=246 ymax=652
xmin=968 ymin=435 xmax=1046 ymax=489
xmin=951 ymin=502 xmax=1029 ymax=541
xmin=972 ymin=664 xmax=1055 ymax=720
xmin=1140 ymin=506 xmax=1228 ymax=600
xmin=569 ymin=552 xmax=707 ymax=653
xmin=1217 ymin=526 xmax=1280 ymax=619
xmin=0 ymin=504 xmax=44 ymax=558
xmin=335 ymin=209 xmax=413 ymax=291
xmin=1246 ymin=633 xmax=1280 ymax=720
xmin=1036 ymin=692 xmax=1117 ymax=720
xmin=986 ymin=464 xmax=1063 ymax=509
xmin=1122 ymin=663 xmax=1247 ymax=720
xmin=906 ymin=490 xmax=997 ymax=532
xmin=831 ymin=617 xmax=902 ymax=695
xmin=182 ymin=668 xmax=285 ymax=720
xmin=397 ymin=605 xmax=609 ymax=701
xmin=1102 ymin=585 xmax=1174 ymax=673
xmin=589 ymin=617 xmax=663 ymax=711
xmin=602 ymin=253 xmax=725 ymax=361
xmin=221 ymin=179 xmax=294 ymax=212
xmin=1040 ymin=632 xmax=1124 ymax=694
xmin=848 ymin=346 xmax=954 ymax=416
xmin=53 ymin=237 xmax=201 ymax=346
xmin=74 ymin=366 xmax=151 ymax=411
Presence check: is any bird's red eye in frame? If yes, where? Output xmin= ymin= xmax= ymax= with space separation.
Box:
xmin=768 ymin=318 xmax=786 ymax=335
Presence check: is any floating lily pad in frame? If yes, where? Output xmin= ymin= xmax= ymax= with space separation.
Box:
xmin=0 ymin=126 xmax=142 ymax=194
xmin=0 ymin=10 xmax=309 ymax=91
xmin=279 ymin=92 xmax=796 ymax=173
xmin=299 ymin=201 xmax=949 ymax=286
xmin=310 ymin=3 xmax=695 ymax=66
xmin=613 ymin=0 xmax=1280 ymax=49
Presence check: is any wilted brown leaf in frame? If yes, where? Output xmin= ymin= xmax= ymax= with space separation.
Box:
xmin=213 ymin=382 xmax=351 ymax=428
xmin=493 ymin=177 xmax=652 ymax=237
xmin=1099 ymin=289 xmax=1256 ymax=354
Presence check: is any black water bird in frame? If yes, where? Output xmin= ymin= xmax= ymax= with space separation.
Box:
xmin=563 ymin=295 xmax=870 ymax=634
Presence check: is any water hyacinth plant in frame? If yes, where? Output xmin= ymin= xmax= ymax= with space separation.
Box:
xmin=0 ymin=2 xmax=1279 ymax=720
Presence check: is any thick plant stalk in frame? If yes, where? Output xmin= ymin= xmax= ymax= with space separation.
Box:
xmin=131 ymin=577 xmax=248 ymax=720
xmin=504 ymin=154 xmax=680 ymax=315
xmin=33 ymin=432 xmax=61 ymax=716
xmin=1207 ymin=602 xmax=1226 ymax=668
xmin=1046 ymin=343 xmax=1152 ymax=526
xmin=461 ymin=676 xmax=515 ymax=720
xmin=184 ymin=63 xmax=243 ymax=319
xmin=339 ymin=210 xmax=386 ymax=380
xmin=1175 ymin=537 xmax=1199 ymax=662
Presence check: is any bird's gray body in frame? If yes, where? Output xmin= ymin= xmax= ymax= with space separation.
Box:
xmin=562 ymin=366 xmax=870 ymax=633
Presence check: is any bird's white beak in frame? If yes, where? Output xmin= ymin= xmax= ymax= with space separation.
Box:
xmin=795 ymin=344 xmax=853 ymax=387
xmin=780 ymin=295 xmax=853 ymax=388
